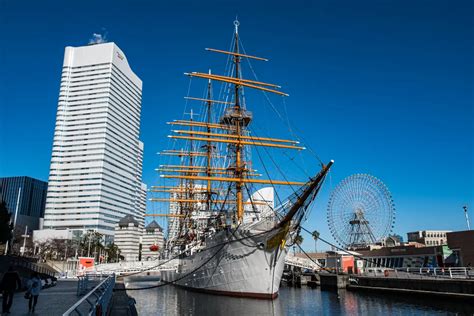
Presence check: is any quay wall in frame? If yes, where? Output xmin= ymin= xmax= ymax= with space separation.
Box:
xmin=319 ymin=273 xmax=349 ymax=289
xmin=349 ymin=276 xmax=474 ymax=299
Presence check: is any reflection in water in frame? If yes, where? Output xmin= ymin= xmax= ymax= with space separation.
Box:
xmin=125 ymin=280 xmax=473 ymax=315
xmin=126 ymin=281 xmax=283 ymax=315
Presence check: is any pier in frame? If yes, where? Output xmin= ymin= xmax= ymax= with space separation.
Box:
xmin=347 ymin=268 xmax=474 ymax=300
xmin=279 ymin=251 xmax=474 ymax=300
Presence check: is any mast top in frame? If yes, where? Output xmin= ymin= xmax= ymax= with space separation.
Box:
xmin=234 ymin=19 xmax=240 ymax=34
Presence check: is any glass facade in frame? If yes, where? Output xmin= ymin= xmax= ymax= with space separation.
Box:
xmin=0 ymin=176 xmax=48 ymax=230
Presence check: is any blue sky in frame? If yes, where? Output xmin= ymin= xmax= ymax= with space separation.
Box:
xmin=1 ymin=0 xmax=472 ymax=250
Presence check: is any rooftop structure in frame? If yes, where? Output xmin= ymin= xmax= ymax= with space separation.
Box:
xmin=141 ymin=220 xmax=165 ymax=261
xmin=407 ymin=230 xmax=451 ymax=246
xmin=115 ymin=215 xmax=141 ymax=261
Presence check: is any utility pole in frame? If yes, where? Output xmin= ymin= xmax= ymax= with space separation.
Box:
xmin=464 ymin=206 xmax=471 ymax=230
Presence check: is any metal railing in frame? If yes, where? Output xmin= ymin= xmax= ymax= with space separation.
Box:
xmin=63 ymin=274 xmax=115 ymax=316
xmin=7 ymin=256 xmax=56 ymax=277
xmin=360 ymin=267 xmax=473 ymax=280
xmin=76 ymin=275 xmax=90 ymax=296
xmin=285 ymin=255 xmax=320 ymax=270
xmin=94 ymin=259 xmax=178 ymax=274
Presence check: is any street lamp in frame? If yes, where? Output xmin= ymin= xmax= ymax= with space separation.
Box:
xmin=464 ymin=206 xmax=471 ymax=230
xmin=20 ymin=226 xmax=30 ymax=256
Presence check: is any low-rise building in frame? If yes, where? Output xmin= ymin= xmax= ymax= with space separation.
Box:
xmin=357 ymin=244 xmax=451 ymax=269
xmin=446 ymin=230 xmax=474 ymax=266
xmin=326 ymin=250 xmax=359 ymax=273
xmin=141 ymin=221 xmax=164 ymax=261
xmin=406 ymin=230 xmax=451 ymax=246
xmin=114 ymin=215 xmax=141 ymax=261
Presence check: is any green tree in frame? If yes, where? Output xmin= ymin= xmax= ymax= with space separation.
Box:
xmin=312 ymin=230 xmax=320 ymax=253
xmin=80 ymin=231 xmax=104 ymax=260
xmin=105 ymin=243 xmax=121 ymax=263
xmin=294 ymin=235 xmax=304 ymax=248
xmin=0 ymin=200 xmax=13 ymax=245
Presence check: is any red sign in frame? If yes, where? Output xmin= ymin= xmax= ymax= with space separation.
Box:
xmin=78 ymin=257 xmax=95 ymax=275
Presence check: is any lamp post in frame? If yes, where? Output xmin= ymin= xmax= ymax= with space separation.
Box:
xmin=463 ymin=206 xmax=471 ymax=230
xmin=20 ymin=226 xmax=29 ymax=256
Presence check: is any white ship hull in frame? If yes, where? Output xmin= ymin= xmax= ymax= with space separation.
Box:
xmin=162 ymin=225 xmax=289 ymax=299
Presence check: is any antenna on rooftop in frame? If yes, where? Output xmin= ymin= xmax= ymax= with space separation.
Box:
xmin=463 ymin=205 xmax=471 ymax=230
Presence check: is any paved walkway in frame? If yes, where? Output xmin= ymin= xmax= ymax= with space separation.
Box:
xmin=6 ymin=279 xmax=94 ymax=316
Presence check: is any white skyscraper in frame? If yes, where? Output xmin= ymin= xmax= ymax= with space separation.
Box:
xmin=43 ymin=42 xmax=146 ymax=241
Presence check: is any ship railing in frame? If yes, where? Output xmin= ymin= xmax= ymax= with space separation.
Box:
xmin=360 ymin=267 xmax=473 ymax=280
xmin=63 ymin=274 xmax=115 ymax=316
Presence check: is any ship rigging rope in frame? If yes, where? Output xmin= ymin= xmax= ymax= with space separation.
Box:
xmin=239 ymin=38 xmax=324 ymax=165
xmin=113 ymin=224 xmax=281 ymax=291
xmin=297 ymin=225 xmax=423 ymax=275
xmin=242 ymin=130 xmax=322 ymax=229
xmin=295 ymin=243 xmax=328 ymax=271
xmin=118 ymin=225 xmax=402 ymax=292
xmin=117 ymin=243 xmax=227 ymax=291
xmin=152 ymin=28 xmax=328 ymax=277
xmin=282 ymin=98 xmax=310 ymax=177
xmin=248 ymin=126 xmax=300 ymax=197
xmin=250 ymin=141 xmax=282 ymax=207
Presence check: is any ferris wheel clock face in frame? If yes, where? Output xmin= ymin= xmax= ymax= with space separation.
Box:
xmin=327 ymin=174 xmax=395 ymax=249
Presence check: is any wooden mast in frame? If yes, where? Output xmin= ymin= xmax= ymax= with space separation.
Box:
xmin=186 ymin=109 xmax=196 ymax=237
xmin=205 ymin=70 xmax=213 ymax=213
xmin=152 ymin=20 xmax=304 ymax=230
xmin=233 ymin=19 xmax=244 ymax=224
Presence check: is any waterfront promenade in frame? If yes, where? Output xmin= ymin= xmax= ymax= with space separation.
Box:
xmin=6 ymin=279 xmax=93 ymax=315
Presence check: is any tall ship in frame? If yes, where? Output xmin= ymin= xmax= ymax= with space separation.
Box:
xmin=152 ymin=20 xmax=333 ymax=299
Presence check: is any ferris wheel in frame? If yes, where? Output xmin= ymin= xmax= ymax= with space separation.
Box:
xmin=327 ymin=174 xmax=395 ymax=249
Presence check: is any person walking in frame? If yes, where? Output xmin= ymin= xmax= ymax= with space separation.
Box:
xmin=26 ymin=273 xmax=41 ymax=313
xmin=1 ymin=266 xmax=22 ymax=314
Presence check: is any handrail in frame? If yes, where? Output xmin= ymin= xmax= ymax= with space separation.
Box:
xmin=8 ymin=256 xmax=56 ymax=278
xmin=359 ymin=267 xmax=473 ymax=280
xmin=63 ymin=274 xmax=115 ymax=316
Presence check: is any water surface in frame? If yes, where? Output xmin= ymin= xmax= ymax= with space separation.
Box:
xmin=125 ymin=280 xmax=473 ymax=315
